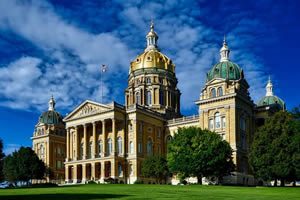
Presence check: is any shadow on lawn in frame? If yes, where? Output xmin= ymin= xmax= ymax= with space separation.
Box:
xmin=0 ymin=193 xmax=129 ymax=200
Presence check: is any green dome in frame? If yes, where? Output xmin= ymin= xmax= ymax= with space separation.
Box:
xmin=39 ymin=110 xmax=64 ymax=125
xmin=257 ymin=95 xmax=285 ymax=110
xmin=207 ymin=61 xmax=244 ymax=82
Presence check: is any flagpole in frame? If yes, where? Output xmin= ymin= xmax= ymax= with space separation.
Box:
xmin=100 ymin=64 xmax=107 ymax=103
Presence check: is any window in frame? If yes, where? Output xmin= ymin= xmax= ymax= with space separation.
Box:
xmin=147 ymin=138 xmax=153 ymax=155
xmin=159 ymin=90 xmax=164 ymax=105
xmin=157 ymin=128 xmax=161 ymax=138
xmin=209 ymin=119 xmax=214 ymax=130
xmin=129 ymin=141 xmax=134 ymax=154
xmin=56 ymin=160 xmax=62 ymax=169
xmin=240 ymin=117 xmax=246 ymax=131
xmin=118 ymin=163 xmax=123 ymax=177
xmin=146 ymin=77 xmax=151 ymax=83
xmin=139 ymin=123 xmax=143 ymax=134
xmin=138 ymin=142 xmax=142 ymax=153
xmin=117 ymin=137 xmax=122 ymax=155
xmin=41 ymin=129 xmax=44 ymax=135
xmin=135 ymin=91 xmax=141 ymax=104
xmin=222 ymin=117 xmax=226 ymax=128
xmin=218 ymin=87 xmax=223 ymax=96
xmin=146 ymin=90 xmax=152 ymax=105
xmin=98 ymin=140 xmax=103 ymax=157
xmin=107 ymin=138 xmax=112 ymax=156
xmin=211 ymin=88 xmax=216 ymax=98
xmin=57 ymin=147 xmax=61 ymax=156
xmin=215 ymin=112 xmax=221 ymax=129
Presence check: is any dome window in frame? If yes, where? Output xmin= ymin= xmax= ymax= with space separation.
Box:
xmin=147 ymin=56 xmax=151 ymax=60
xmin=136 ymin=58 xmax=140 ymax=62
xmin=211 ymin=88 xmax=216 ymax=98
xmin=217 ymin=87 xmax=223 ymax=96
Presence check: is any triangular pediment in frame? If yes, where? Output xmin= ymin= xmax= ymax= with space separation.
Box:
xmin=64 ymin=100 xmax=112 ymax=121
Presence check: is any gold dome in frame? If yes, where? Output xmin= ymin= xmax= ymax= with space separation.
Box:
xmin=130 ymin=49 xmax=175 ymax=73
xmin=130 ymin=21 xmax=175 ymax=73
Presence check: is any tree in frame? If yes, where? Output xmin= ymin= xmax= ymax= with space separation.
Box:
xmin=141 ymin=155 xmax=169 ymax=184
xmin=167 ymin=127 xmax=234 ymax=184
xmin=0 ymin=138 xmax=5 ymax=181
xmin=3 ymin=147 xmax=46 ymax=185
xmin=249 ymin=111 xmax=300 ymax=186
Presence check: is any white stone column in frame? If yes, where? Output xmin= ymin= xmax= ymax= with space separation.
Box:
xmin=74 ymin=127 xmax=78 ymax=160
xmin=102 ymin=121 xmax=106 ymax=157
xmin=92 ymin=122 xmax=97 ymax=158
xmin=91 ymin=162 xmax=95 ymax=180
xmin=82 ymin=164 xmax=86 ymax=183
xmin=66 ymin=128 xmax=70 ymax=161
xmin=112 ymin=119 xmax=116 ymax=155
xmin=65 ymin=165 xmax=69 ymax=183
xmin=83 ymin=124 xmax=87 ymax=160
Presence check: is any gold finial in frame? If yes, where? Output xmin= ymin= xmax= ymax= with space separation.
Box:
xmin=150 ymin=19 xmax=154 ymax=31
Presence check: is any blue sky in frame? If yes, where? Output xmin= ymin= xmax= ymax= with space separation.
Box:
xmin=0 ymin=0 xmax=299 ymax=155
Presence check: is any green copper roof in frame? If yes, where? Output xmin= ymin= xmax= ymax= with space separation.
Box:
xmin=257 ymin=95 xmax=285 ymax=110
xmin=207 ymin=61 xmax=243 ymax=82
xmin=39 ymin=110 xmax=64 ymax=125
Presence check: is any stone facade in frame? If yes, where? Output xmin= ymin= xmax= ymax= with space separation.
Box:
xmin=32 ymin=23 xmax=285 ymax=185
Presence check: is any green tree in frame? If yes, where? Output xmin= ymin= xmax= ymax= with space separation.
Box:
xmin=141 ymin=155 xmax=169 ymax=184
xmin=167 ymin=127 xmax=234 ymax=184
xmin=3 ymin=147 xmax=46 ymax=185
xmin=0 ymin=139 xmax=5 ymax=181
xmin=249 ymin=111 xmax=300 ymax=186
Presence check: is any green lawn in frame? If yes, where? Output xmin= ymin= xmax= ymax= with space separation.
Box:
xmin=0 ymin=184 xmax=299 ymax=200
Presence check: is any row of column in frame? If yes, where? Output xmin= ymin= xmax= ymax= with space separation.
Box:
xmin=65 ymin=161 xmax=119 ymax=183
xmin=66 ymin=119 xmax=117 ymax=161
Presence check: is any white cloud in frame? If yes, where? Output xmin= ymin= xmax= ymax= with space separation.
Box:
xmin=0 ymin=0 xmax=268 ymax=114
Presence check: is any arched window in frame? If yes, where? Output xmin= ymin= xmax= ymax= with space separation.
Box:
xmin=147 ymin=138 xmax=153 ymax=155
xmin=146 ymin=90 xmax=152 ymax=105
xmin=98 ymin=140 xmax=103 ymax=157
xmin=107 ymin=138 xmax=112 ymax=156
xmin=159 ymin=90 xmax=164 ymax=105
xmin=146 ymin=77 xmax=151 ymax=84
xmin=215 ymin=112 xmax=221 ymax=129
xmin=41 ymin=129 xmax=44 ymax=135
xmin=217 ymin=87 xmax=223 ymax=96
xmin=211 ymin=88 xmax=216 ymax=98
xmin=117 ymin=137 xmax=122 ymax=155
xmin=135 ymin=91 xmax=141 ymax=105
xmin=129 ymin=141 xmax=134 ymax=154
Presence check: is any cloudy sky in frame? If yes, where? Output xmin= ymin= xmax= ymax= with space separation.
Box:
xmin=0 ymin=0 xmax=299 ymax=154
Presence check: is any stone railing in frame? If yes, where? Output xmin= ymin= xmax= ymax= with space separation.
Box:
xmin=167 ymin=115 xmax=199 ymax=125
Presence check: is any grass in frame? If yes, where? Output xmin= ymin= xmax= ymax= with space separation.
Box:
xmin=0 ymin=184 xmax=299 ymax=200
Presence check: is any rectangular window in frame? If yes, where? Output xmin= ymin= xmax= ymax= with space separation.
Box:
xmin=209 ymin=119 xmax=214 ymax=130
xmin=222 ymin=117 xmax=226 ymax=128
xmin=138 ymin=142 xmax=142 ymax=153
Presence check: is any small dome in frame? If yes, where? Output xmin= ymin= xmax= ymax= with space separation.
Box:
xmin=130 ymin=49 xmax=175 ymax=73
xmin=257 ymin=95 xmax=285 ymax=110
xmin=39 ymin=110 xmax=64 ymax=125
xmin=207 ymin=61 xmax=243 ymax=82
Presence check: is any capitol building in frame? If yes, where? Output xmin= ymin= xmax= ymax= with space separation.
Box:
xmin=31 ymin=22 xmax=285 ymax=185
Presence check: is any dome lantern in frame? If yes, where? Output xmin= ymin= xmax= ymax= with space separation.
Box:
xmin=145 ymin=20 xmax=159 ymax=52
xmin=48 ymin=95 xmax=56 ymax=111
xmin=266 ymin=76 xmax=273 ymax=96
xmin=220 ymin=35 xmax=230 ymax=62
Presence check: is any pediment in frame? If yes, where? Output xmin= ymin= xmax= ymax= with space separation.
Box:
xmin=64 ymin=100 xmax=111 ymax=121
